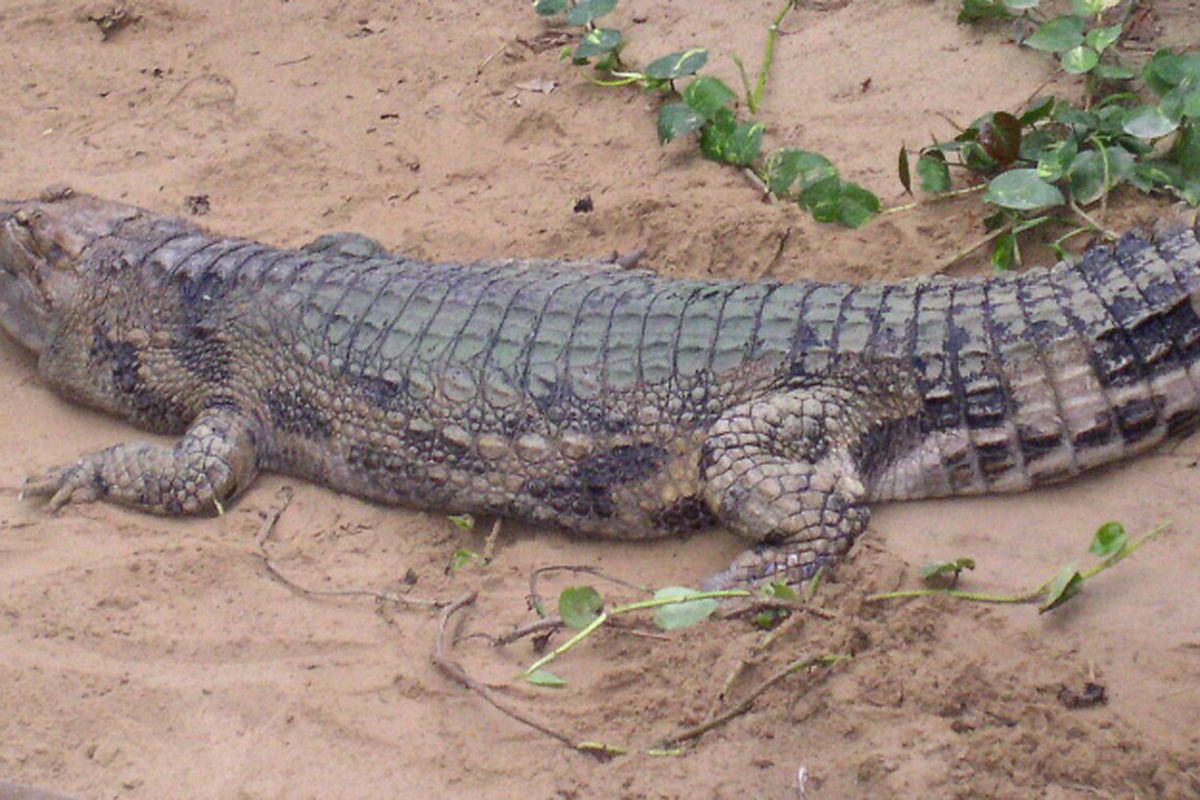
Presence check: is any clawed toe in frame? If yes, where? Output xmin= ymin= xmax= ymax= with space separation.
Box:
xmin=21 ymin=463 xmax=102 ymax=510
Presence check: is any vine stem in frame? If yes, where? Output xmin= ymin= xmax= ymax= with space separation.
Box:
xmin=865 ymin=521 xmax=1172 ymax=605
xmin=516 ymin=589 xmax=753 ymax=679
xmin=881 ymin=182 xmax=986 ymax=215
xmin=748 ymin=0 xmax=798 ymax=113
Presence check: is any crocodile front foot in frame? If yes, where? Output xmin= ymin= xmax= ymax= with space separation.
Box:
xmin=22 ymin=407 xmax=262 ymax=515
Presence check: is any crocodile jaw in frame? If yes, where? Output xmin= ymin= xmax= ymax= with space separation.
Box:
xmin=0 ymin=203 xmax=54 ymax=355
xmin=0 ymin=188 xmax=140 ymax=355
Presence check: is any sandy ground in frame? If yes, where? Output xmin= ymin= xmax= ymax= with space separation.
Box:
xmin=1 ymin=1 xmax=1199 ymax=798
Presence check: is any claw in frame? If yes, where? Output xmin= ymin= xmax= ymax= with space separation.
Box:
xmin=21 ymin=461 xmax=103 ymax=510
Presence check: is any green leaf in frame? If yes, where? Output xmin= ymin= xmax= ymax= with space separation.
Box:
xmin=574 ymin=27 xmax=622 ymax=59
xmin=534 ymin=0 xmax=567 ymax=16
xmin=1084 ymin=24 xmax=1122 ymax=53
xmin=1130 ymin=160 xmax=1182 ymax=193
xmin=799 ymin=176 xmax=879 ymax=227
xmin=979 ymin=111 xmax=1023 ymax=163
xmin=558 ymin=585 xmax=604 ymax=630
xmin=912 ymin=152 xmax=950 ymax=193
xmin=1088 ymin=521 xmax=1128 ymax=557
xmin=763 ymin=148 xmax=837 ymax=196
xmin=1070 ymin=0 xmax=1120 ymax=14
xmin=566 ymin=0 xmax=617 ymax=26
xmin=525 ymin=669 xmax=566 ymax=687
xmin=1003 ymin=0 xmax=1041 ymax=10
xmin=683 ymin=76 xmax=736 ymax=119
xmin=957 ymin=0 xmax=1013 ymax=23
xmin=1020 ymin=96 xmax=1057 ymax=125
xmin=918 ymin=557 xmax=977 ymax=583
xmin=762 ymin=581 xmax=799 ymax=600
xmin=1036 ymin=139 xmax=1077 ymax=182
xmin=1123 ymin=105 xmax=1180 ymax=139
xmin=1068 ymin=146 xmax=1134 ymax=204
xmin=1169 ymin=122 xmax=1200 ymax=182
xmin=898 ymin=146 xmax=912 ymax=194
xmin=447 ymin=513 xmax=475 ymax=530
xmin=726 ymin=120 xmax=764 ymax=165
xmin=699 ymin=109 xmax=762 ymax=166
xmin=836 ymin=182 xmax=882 ymax=228
xmin=652 ymin=587 xmax=720 ymax=631
xmin=699 ymin=106 xmax=737 ymax=161
xmin=1143 ymin=49 xmax=1188 ymax=95
xmin=984 ymin=169 xmax=1065 ymax=210
xmin=983 ymin=210 xmax=1010 ymax=231
xmin=1040 ymin=564 xmax=1084 ymax=613
xmin=1061 ymin=45 xmax=1099 ymax=74
xmin=1179 ymin=89 xmax=1200 ymax=120
xmin=1054 ymin=105 xmax=1099 ymax=134
xmin=962 ymin=141 xmax=998 ymax=173
xmin=448 ymin=548 xmax=481 ymax=571
xmin=992 ymin=231 xmax=1017 ymax=270
xmin=800 ymin=174 xmax=843 ymax=217
xmin=753 ymin=609 xmax=787 ymax=630
xmin=657 ymin=103 xmax=705 ymax=143
xmin=644 ymin=48 xmax=708 ymax=80
xmin=1024 ymin=15 xmax=1085 ymax=53
xmin=1092 ymin=63 xmax=1135 ymax=81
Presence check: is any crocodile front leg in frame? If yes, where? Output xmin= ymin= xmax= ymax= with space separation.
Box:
xmin=23 ymin=406 xmax=261 ymax=515
xmin=701 ymin=370 xmax=919 ymax=588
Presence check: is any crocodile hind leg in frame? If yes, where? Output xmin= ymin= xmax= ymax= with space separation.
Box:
xmin=22 ymin=407 xmax=261 ymax=515
xmin=700 ymin=374 xmax=917 ymax=588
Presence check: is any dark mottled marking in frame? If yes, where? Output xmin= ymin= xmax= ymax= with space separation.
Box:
xmin=1166 ymin=407 xmax=1200 ymax=438
xmin=974 ymin=437 xmax=1015 ymax=477
xmin=650 ymin=494 xmax=716 ymax=532
xmin=528 ymin=443 xmax=668 ymax=520
xmin=917 ymin=388 xmax=960 ymax=434
xmin=855 ymin=416 xmax=916 ymax=480
xmin=1070 ymin=410 xmax=1115 ymax=449
xmin=1017 ymin=427 xmax=1062 ymax=462
xmin=175 ymin=261 xmax=233 ymax=323
xmin=89 ymin=327 xmax=190 ymax=431
xmin=264 ymin=387 xmax=334 ymax=438
xmin=203 ymin=394 xmax=241 ymax=412
xmin=172 ymin=328 xmax=232 ymax=384
xmin=1112 ymin=396 xmax=1161 ymax=441
xmin=90 ymin=471 xmax=110 ymax=499
xmin=572 ymin=443 xmax=667 ymax=488
xmin=354 ymin=373 xmax=409 ymax=413
xmin=943 ymin=448 xmax=977 ymax=490
xmin=347 ymin=428 xmax=488 ymax=480
xmin=1127 ymin=296 xmax=1200 ymax=373
xmin=963 ymin=382 xmax=1007 ymax=428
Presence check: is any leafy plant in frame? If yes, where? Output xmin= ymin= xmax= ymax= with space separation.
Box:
xmin=534 ymin=0 xmax=881 ymax=227
xmin=917 ymin=2 xmax=1200 ymax=269
xmin=867 ymin=520 xmax=1170 ymax=611
xmin=517 ymin=584 xmax=769 ymax=687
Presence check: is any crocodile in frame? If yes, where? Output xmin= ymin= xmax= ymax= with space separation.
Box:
xmin=2 ymin=188 xmax=1199 ymax=588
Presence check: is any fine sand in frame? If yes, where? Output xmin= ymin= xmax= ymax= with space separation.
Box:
xmin=1 ymin=2 xmax=1198 ymax=798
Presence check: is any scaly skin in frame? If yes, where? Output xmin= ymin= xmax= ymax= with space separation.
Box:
xmin=2 ymin=188 xmax=1199 ymax=588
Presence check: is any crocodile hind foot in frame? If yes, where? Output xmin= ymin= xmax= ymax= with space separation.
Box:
xmin=701 ymin=368 xmax=919 ymax=588
xmin=23 ymin=407 xmax=261 ymax=515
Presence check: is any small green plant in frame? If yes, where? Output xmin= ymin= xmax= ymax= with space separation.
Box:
xmin=868 ymin=520 xmax=1169 ymax=612
xmin=910 ymin=2 xmax=1200 ymax=269
xmin=517 ymin=584 xmax=775 ymax=687
xmin=534 ymin=0 xmax=881 ymax=227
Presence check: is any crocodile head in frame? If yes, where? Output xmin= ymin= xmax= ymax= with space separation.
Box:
xmin=0 ymin=188 xmax=140 ymax=355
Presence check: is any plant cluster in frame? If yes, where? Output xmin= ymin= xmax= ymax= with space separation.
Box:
xmin=534 ymin=0 xmax=1199 ymax=263
xmin=915 ymin=0 xmax=1200 ymax=267
xmin=535 ymin=0 xmax=882 ymax=227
